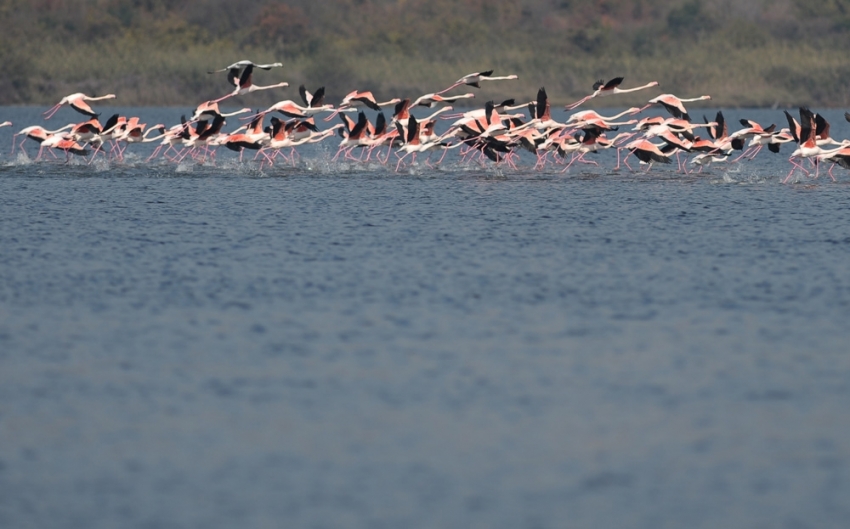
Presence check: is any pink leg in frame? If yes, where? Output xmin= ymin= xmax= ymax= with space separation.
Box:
xmin=42 ymin=104 xmax=63 ymax=120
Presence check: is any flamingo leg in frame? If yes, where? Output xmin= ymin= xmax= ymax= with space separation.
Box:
xmin=42 ymin=104 xmax=63 ymax=120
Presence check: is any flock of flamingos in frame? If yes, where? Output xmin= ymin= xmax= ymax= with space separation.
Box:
xmin=2 ymin=59 xmax=850 ymax=181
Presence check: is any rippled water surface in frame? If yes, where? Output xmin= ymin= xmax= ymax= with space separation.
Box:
xmin=1 ymin=107 xmax=850 ymax=528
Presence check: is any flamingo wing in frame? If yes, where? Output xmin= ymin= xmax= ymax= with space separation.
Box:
xmin=298 ymin=85 xmax=310 ymax=106
xmin=349 ymin=112 xmax=369 ymax=138
xmin=798 ymin=107 xmax=815 ymax=145
xmin=353 ymin=96 xmax=380 ymax=112
xmin=784 ymin=110 xmax=800 ymax=143
xmin=238 ymin=64 xmax=254 ymax=89
xmin=226 ymin=67 xmax=241 ymax=87
xmin=536 ymin=87 xmax=548 ymax=120
xmin=815 ymin=113 xmax=830 ymax=139
xmin=603 ymin=77 xmax=624 ymax=90
xmin=311 ymin=87 xmax=326 ymax=107
xmin=69 ymin=98 xmax=99 ymax=118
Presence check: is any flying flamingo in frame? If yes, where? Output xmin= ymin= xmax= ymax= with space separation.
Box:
xmin=622 ymin=138 xmax=672 ymax=171
xmin=298 ymin=85 xmax=326 ymax=108
xmin=257 ymin=99 xmax=334 ymax=119
xmin=817 ymin=146 xmax=850 ymax=180
xmin=147 ymin=119 xmax=194 ymax=162
xmin=527 ymin=87 xmax=569 ymax=131
xmin=12 ymin=123 xmax=76 ymax=154
xmin=730 ymin=119 xmax=777 ymax=161
xmin=221 ymin=113 xmax=269 ymax=160
xmin=191 ymin=101 xmax=253 ymax=122
xmin=207 ymin=60 xmax=283 ymax=75
xmin=37 ymin=133 xmax=91 ymax=161
xmin=638 ymin=94 xmax=711 ymax=121
xmin=412 ymin=92 xmax=475 ymax=108
xmin=43 ymin=93 xmax=117 ymax=119
xmin=334 ymin=111 xmax=375 ymax=161
xmin=437 ymin=70 xmax=518 ymax=94
xmin=178 ymin=115 xmax=227 ymax=163
xmin=565 ymin=77 xmax=659 ymax=110
xmin=566 ymin=107 xmax=642 ymax=124
xmin=340 ymin=91 xmax=401 ymax=111
xmin=68 ymin=118 xmax=104 ymax=149
xmin=0 ymin=121 xmax=10 ymax=128
xmin=324 ymin=91 xmax=400 ymax=121
xmin=215 ymin=64 xmax=289 ymax=102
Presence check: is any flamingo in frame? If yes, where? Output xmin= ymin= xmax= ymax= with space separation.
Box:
xmin=69 ymin=118 xmax=104 ymax=150
xmin=221 ymin=112 xmax=268 ymax=160
xmin=690 ymin=151 xmax=732 ymax=172
xmin=147 ymin=119 xmax=194 ymax=162
xmin=437 ymin=70 xmax=518 ymax=94
xmin=0 ymin=121 xmax=10 ymax=128
xmin=191 ymin=101 xmax=253 ymax=122
xmin=730 ymin=119 xmax=777 ymax=161
xmin=38 ymin=133 xmax=91 ymax=161
xmin=528 ymin=87 xmax=568 ymax=131
xmin=334 ymin=111 xmax=375 ymax=161
xmin=179 ymin=115 xmax=227 ymax=163
xmin=324 ymin=91 xmax=400 ymax=122
xmin=258 ymin=99 xmax=334 ymax=119
xmin=623 ymin=138 xmax=672 ymax=171
xmin=565 ymin=77 xmax=659 ymax=110
xmin=412 ymin=92 xmax=475 ymax=108
xmin=394 ymin=116 xmax=452 ymax=170
xmin=783 ymin=107 xmax=850 ymax=182
xmin=114 ymin=121 xmax=167 ymax=158
xmin=567 ymin=107 xmax=642 ymax=124
xmin=12 ymin=124 xmax=76 ymax=154
xmin=88 ymin=114 xmax=129 ymax=160
xmin=207 ymin=60 xmax=283 ymax=75
xmin=818 ymin=146 xmax=850 ymax=180
xmin=340 ymin=90 xmax=401 ymax=111
xmin=43 ymin=93 xmax=117 ymax=119
xmin=559 ymin=127 xmax=607 ymax=171
xmin=298 ymin=85 xmax=326 ymax=108
xmin=215 ymin=64 xmax=288 ymax=102
xmin=638 ymin=94 xmax=711 ymax=121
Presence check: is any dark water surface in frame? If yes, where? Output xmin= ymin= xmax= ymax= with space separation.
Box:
xmin=1 ymin=107 xmax=850 ymax=528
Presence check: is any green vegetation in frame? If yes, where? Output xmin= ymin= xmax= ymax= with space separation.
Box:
xmin=2 ymin=0 xmax=850 ymax=108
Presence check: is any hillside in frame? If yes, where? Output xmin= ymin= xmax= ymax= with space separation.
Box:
xmin=2 ymin=0 xmax=850 ymax=107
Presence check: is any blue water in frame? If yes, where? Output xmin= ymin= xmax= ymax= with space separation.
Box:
xmin=1 ymin=107 xmax=850 ymax=528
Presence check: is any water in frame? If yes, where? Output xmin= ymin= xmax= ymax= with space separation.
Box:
xmin=1 ymin=107 xmax=850 ymax=528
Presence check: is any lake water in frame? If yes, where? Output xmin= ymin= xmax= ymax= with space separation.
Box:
xmin=1 ymin=107 xmax=850 ymax=528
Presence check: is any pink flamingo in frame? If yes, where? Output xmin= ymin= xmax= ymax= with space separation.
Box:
xmin=566 ymin=77 xmax=659 ymax=110
xmin=783 ymin=107 xmax=850 ymax=182
xmin=43 ymin=93 xmax=116 ymax=119
xmin=12 ymin=124 xmax=76 ymax=154
xmin=412 ymin=92 xmax=475 ymax=108
xmin=638 ymin=94 xmax=711 ymax=121
xmin=622 ymin=139 xmax=673 ymax=171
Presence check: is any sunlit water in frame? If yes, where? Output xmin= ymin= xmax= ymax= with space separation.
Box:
xmin=1 ymin=107 xmax=850 ymax=528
